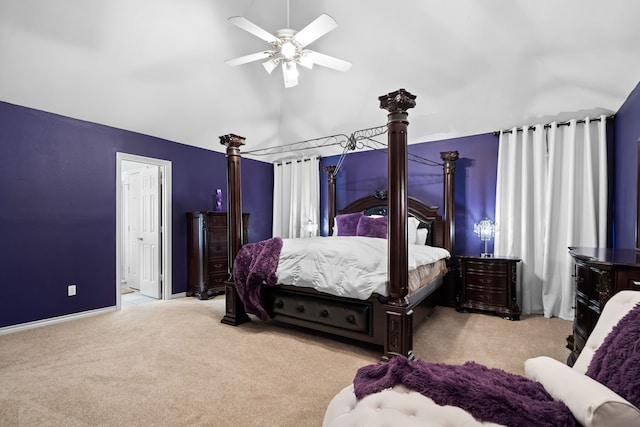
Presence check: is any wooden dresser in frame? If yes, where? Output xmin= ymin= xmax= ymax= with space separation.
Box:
xmin=457 ymin=255 xmax=521 ymax=320
xmin=186 ymin=211 xmax=249 ymax=300
xmin=568 ymin=247 xmax=640 ymax=366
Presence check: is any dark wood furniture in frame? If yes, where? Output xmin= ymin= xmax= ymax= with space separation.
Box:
xmin=186 ymin=211 xmax=249 ymax=300
xmin=457 ymin=256 xmax=521 ymax=320
xmin=567 ymin=247 xmax=640 ymax=366
xmin=219 ymin=89 xmax=459 ymax=360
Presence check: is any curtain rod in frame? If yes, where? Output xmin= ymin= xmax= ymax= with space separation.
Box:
xmin=275 ymin=157 xmax=316 ymax=166
xmin=493 ymin=115 xmax=614 ymax=136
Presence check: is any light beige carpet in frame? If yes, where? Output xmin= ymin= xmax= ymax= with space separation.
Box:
xmin=0 ymin=297 xmax=572 ymax=427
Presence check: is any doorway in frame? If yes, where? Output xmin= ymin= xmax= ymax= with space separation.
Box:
xmin=116 ymin=153 xmax=173 ymax=309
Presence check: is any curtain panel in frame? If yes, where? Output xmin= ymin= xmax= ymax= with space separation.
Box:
xmin=272 ymin=157 xmax=320 ymax=238
xmin=494 ymin=117 xmax=608 ymax=320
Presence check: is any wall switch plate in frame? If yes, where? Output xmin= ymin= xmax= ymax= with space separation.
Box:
xmin=68 ymin=284 xmax=77 ymax=296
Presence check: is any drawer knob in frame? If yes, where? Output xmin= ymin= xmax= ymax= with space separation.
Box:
xmin=346 ymin=315 xmax=356 ymax=324
xmin=320 ymin=309 xmax=329 ymax=317
xmin=296 ymin=305 xmax=305 ymax=313
xmin=275 ymin=300 xmax=284 ymax=309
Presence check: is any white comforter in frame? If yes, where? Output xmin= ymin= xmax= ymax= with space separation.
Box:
xmin=275 ymin=236 xmax=450 ymax=300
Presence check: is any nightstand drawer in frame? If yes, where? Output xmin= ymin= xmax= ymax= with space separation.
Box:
xmin=465 ymin=284 xmax=506 ymax=306
xmin=464 ymin=260 xmax=509 ymax=275
xmin=465 ymin=272 xmax=507 ymax=289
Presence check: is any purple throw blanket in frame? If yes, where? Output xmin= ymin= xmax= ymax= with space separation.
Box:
xmin=232 ymin=237 xmax=283 ymax=321
xmin=354 ymin=356 xmax=575 ymax=427
xmin=586 ymin=302 xmax=640 ymax=408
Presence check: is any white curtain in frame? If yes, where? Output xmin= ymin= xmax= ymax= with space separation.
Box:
xmin=494 ymin=116 xmax=608 ymax=320
xmin=272 ymin=156 xmax=320 ymax=238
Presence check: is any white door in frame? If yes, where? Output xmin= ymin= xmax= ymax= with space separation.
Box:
xmin=117 ymin=153 xmax=172 ymax=309
xmin=124 ymin=172 xmax=141 ymax=290
xmin=138 ymin=165 xmax=162 ymax=299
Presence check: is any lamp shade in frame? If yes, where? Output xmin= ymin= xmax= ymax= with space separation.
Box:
xmin=473 ymin=218 xmax=495 ymax=257
xmin=474 ymin=218 xmax=495 ymax=241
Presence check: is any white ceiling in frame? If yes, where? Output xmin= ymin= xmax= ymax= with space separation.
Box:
xmin=1 ymin=0 xmax=639 ymax=162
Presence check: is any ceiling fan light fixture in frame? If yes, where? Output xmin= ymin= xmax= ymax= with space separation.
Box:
xmin=262 ymin=58 xmax=279 ymax=74
xmin=283 ymin=61 xmax=299 ymax=88
xmin=280 ymin=40 xmax=297 ymax=59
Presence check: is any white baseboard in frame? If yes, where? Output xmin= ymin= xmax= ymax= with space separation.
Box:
xmin=0 ymin=306 xmax=116 ymax=335
xmin=2 ymin=293 xmax=188 ymax=335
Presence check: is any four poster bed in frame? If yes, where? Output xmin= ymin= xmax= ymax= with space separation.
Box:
xmin=219 ymin=89 xmax=459 ymax=359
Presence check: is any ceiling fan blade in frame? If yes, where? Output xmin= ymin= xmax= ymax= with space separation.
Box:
xmin=306 ymin=50 xmax=352 ymax=72
xmin=225 ymin=51 xmax=274 ymax=67
xmin=228 ymin=16 xmax=279 ymax=44
xmin=293 ymin=14 xmax=337 ymax=47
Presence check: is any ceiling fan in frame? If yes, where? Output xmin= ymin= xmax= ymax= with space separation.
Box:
xmin=224 ymin=4 xmax=352 ymax=88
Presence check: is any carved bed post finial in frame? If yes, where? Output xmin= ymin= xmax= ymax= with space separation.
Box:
xmin=379 ymin=89 xmax=416 ymax=360
xmin=440 ymin=151 xmax=459 ymax=255
xmin=219 ymin=133 xmax=250 ymax=326
xmin=324 ymin=165 xmax=337 ymax=236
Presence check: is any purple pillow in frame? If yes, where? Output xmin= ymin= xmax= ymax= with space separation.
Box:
xmin=586 ymin=302 xmax=640 ymax=407
xmin=356 ymin=215 xmax=388 ymax=239
xmin=335 ymin=212 xmax=363 ymax=236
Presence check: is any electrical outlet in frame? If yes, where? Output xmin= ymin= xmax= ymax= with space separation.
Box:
xmin=68 ymin=284 xmax=77 ymax=296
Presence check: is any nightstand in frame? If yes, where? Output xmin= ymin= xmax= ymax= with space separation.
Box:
xmin=457 ymin=255 xmax=521 ymax=320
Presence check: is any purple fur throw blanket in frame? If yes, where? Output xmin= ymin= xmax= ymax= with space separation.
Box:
xmin=232 ymin=237 xmax=283 ymax=321
xmin=586 ymin=302 xmax=640 ymax=408
xmin=354 ymin=356 xmax=575 ymax=427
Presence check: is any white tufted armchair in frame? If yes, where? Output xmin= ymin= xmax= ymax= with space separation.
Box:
xmin=323 ymin=291 xmax=640 ymax=427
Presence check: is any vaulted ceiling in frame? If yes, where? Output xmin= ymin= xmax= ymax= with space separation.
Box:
xmin=1 ymin=0 xmax=639 ymax=162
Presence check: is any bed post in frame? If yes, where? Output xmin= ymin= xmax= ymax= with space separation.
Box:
xmin=440 ymin=151 xmax=459 ymax=255
xmin=220 ymin=134 xmax=250 ymax=326
xmin=324 ymin=165 xmax=337 ymax=236
xmin=379 ymin=88 xmax=416 ymax=360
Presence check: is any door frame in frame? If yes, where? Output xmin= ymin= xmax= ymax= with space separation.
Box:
xmin=116 ymin=152 xmax=173 ymax=309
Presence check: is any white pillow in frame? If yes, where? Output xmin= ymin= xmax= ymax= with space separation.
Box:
xmin=408 ymin=216 xmax=420 ymax=245
xmin=524 ymin=356 xmax=640 ymax=427
xmin=415 ymin=228 xmax=428 ymax=245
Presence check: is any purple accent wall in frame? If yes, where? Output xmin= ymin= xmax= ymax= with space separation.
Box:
xmin=613 ymin=81 xmax=640 ymax=248
xmin=3 ymin=80 xmax=637 ymax=329
xmin=0 ymin=101 xmax=273 ymax=328
xmin=320 ymin=133 xmax=499 ymax=256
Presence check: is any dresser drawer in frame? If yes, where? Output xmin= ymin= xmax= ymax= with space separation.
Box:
xmin=575 ymin=263 xmax=596 ymax=300
xmin=207 ymin=235 xmax=228 ymax=255
xmin=574 ymin=296 xmax=597 ymax=338
xmin=205 ymin=214 xmax=227 ymax=228
xmin=207 ymin=256 xmax=227 ymax=272
xmin=207 ymin=271 xmax=229 ymax=287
